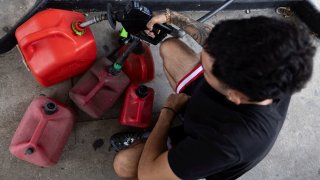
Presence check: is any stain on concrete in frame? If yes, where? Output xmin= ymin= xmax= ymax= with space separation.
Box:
xmin=93 ymin=139 xmax=105 ymax=151
xmin=2 ymin=26 xmax=10 ymax=33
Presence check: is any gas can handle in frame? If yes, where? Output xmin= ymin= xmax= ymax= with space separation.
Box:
xmin=29 ymin=102 xmax=57 ymax=147
xmin=138 ymin=55 xmax=147 ymax=82
xmin=84 ymin=78 xmax=106 ymax=104
xmin=135 ymin=86 xmax=149 ymax=125
xmin=136 ymin=98 xmax=146 ymax=125
xmin=29 ymin=115 xmax=49 ymax=146
xmin=19 ymin=28 xmax=77 ymax=49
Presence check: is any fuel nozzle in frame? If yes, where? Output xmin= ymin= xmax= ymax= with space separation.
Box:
xmin=108 ymin=63 xmax=122 ymax=76
xmin=72 ymin=14 xmax=109 ymax=36
xmin=71 ymin=20 xmax=86 ymax=36
xmin=72 ymin=3 xmax=116 ymax=36
xmin=78 ymin=14 xmax=108 ymax=28
xmin=108 ymin=35 xmax=140 ymax=76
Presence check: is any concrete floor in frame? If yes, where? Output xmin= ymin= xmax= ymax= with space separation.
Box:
xmin=0 ymin=1 xmax=320 ymax=180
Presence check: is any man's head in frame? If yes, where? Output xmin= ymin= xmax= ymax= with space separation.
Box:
xmin=202 ymin=16 xmax=316 ymax=103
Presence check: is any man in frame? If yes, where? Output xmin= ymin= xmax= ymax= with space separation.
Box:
xmin=110 ymin=9 xmax=316 ymax=180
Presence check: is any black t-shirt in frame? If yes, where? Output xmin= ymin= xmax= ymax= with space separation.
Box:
xmin=168 ymin=76 xmax=290 ymax=180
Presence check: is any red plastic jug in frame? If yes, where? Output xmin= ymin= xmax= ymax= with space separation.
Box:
xmin=69 ymin=58 xmax=130 ymax=118
xmin=120 ymin=42 xmax=155 ymax=83
xmin=15 ymin=9 xmax=97 ymax=87
xmin=9 ymin=96 xmax=75 ymax=167
xmin=119 ymin=84 xmax=154 ymax=128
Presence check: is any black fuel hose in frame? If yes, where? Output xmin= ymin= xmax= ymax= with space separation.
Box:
xmin=0 ymin=0 xmax=49 ymax=54
xmin=175 ymin=0 xmax=235 ymax=38
xmin=197 ymin=0 xmax=235 ymax=23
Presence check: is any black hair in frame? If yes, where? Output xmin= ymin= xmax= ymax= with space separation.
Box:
xmin=204 ymin=16 xmax=316 ymax=101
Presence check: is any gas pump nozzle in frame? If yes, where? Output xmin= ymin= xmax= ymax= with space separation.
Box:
xmin=78 ymin=1 xmax=178 ymax=45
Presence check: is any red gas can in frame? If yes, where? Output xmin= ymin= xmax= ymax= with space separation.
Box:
xmin=119 ymin=84 xmax=154 ymax=128
xmin=15 ymin=9 xmax=97 ymax=87
xmin=69 ymin=58 xmax=130 ymax=118
xmin=120 ymin=42 xmax=155 ymax=83
xmin=9 ymin=96 xmax=75 ymax=167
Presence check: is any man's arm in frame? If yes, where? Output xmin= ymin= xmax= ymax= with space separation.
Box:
xmin=138 ymin=94 xmax=189 ymax=180
xmin=170 ymin=10 xmax=213 ymax=46
xmin=137 ymin=109 xmax=179 ymax=180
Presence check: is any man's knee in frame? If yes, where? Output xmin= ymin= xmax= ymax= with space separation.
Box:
xmin=112 ymin=143 xmax=144 ymax=178
xmin=113 ymin=151 xmax=137 ymax=178
xmin=160 ymin=37 xmax=181 ymax=59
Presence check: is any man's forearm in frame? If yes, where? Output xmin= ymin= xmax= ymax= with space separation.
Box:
xmin=137 ymin=94 xmax=188 ymax=180
xmin=138 ymin=110 xmax=174 ymax=168
xmin=170 ymin=10 xmax=213 ymax=46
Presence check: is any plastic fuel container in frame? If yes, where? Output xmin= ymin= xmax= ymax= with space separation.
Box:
xmin=15 ymin=8 xmax=97 ymax=87
xmin=9 ymin=96 xmax=75 ymax=167
xmin=120 ymin=42 xmax=155 ymax=83
xmin=69 ymin=58 xmax=130 ymax=118
xmin=119 ymin=84 xmax=154 ymax=128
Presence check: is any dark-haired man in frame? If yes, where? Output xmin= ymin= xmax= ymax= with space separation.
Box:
xmin=111 ymin=10 xmax=316 ymax=180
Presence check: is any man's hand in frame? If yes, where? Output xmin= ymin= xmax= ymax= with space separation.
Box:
xmin=145 ymin=13 xmax=167 ymax=38
xmin=146 ymin=9 xmax=213 ymax=46
xmin=163 ymin=93 xmax=190 ymax=112
xmin=147 ymin=13 xmax=167 ymax=30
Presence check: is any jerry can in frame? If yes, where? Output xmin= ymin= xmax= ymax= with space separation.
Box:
xmin=15 ymin=9 xmax=97 ymax=87
xmin=69 ymin=58 xmax=130 ymax=118
xmin=119 ymin=84 xmax=154 ymax=128
xmin=9 ymin=96 xmax=75 ymax=167
xmin=120 ymin=42 xmax=155 ymax=83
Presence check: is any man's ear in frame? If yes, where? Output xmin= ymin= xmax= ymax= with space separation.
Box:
xmin=226 ymin=90 xmax=249 ymax=105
